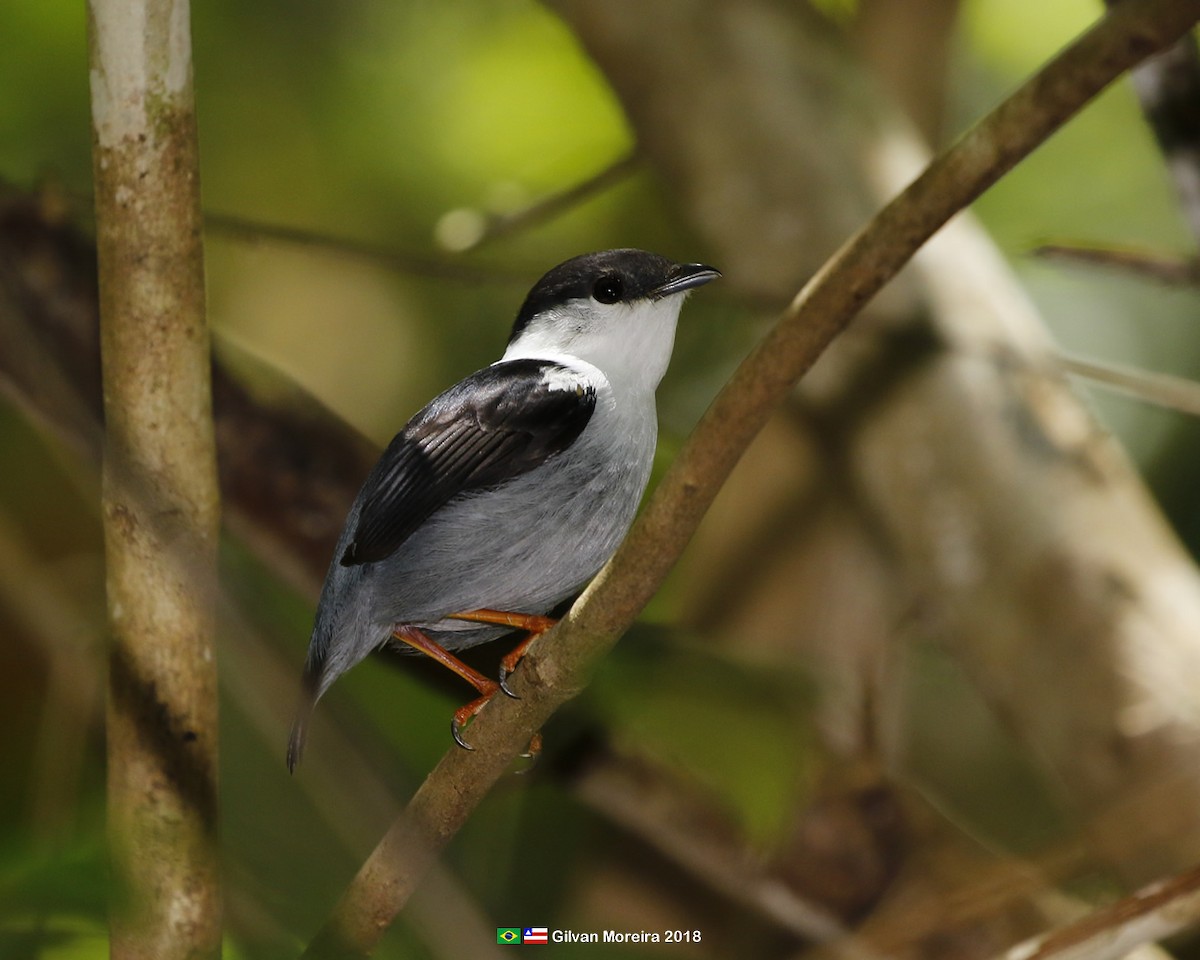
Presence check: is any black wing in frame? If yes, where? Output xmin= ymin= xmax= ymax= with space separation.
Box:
xmin=339 ymin=358 xmax=596 ymax=565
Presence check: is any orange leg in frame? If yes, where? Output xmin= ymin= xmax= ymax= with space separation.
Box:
xmin=446 ymin=608 xmax=557 ymax=697
xmin=391 ymin=625 xmax=499 ymax=750
xmin=447 ymin=608 xmax=557 ymax=633
xmin=445 ymin=608 xmax=557 ymax=760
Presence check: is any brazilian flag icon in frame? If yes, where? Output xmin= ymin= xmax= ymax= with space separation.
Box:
xmin=497 ymin=928 xmax=522 ymax=945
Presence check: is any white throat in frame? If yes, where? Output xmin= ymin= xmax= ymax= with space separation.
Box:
xmin=501 ymin=295 xmax=688 ymax=396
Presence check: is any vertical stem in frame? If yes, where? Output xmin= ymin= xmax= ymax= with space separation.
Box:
xmin=87 ymin=1 xmax=222 ymax=958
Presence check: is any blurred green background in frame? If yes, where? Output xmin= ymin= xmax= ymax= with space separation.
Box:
xmin=2 ymin=0 xmax=1198 ymax=957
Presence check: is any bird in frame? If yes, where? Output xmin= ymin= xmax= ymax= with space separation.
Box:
xmin=287 ymin=248 xmax=720 ymax=771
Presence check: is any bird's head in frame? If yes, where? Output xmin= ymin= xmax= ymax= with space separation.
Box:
xmin=502 ymin=249 xmax=720 ymax=393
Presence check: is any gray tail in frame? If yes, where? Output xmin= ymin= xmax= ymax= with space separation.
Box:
xmin=286 ymin=660 xmax=321 ymax=773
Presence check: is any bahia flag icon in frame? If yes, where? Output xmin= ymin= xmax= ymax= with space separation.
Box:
xmin=523 ymin=927 xmax=549 ymax=944
xmin=497 ymin=928 xmax=522 ymax=944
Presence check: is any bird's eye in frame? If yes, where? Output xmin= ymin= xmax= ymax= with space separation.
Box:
xmin=592 ymin=275 xmax=623 ymax=304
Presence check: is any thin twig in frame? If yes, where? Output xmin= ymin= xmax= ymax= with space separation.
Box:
xmin=1034 ymin=242 xmax=1200 ymax=285
xmin=62 ymin=178 xmax=638 ymax=283
xmin=302 ymin=3 xmax=1200 ymax=956
xmin=205 ymin=212 xmax=526 ymax=283
xmin=994 ymin=864 xmax=1200 ymax=960
xmin=55 ymin=182 xmax=532 ymax=283
xmin=461 ymin=150 xmax=642 ymax=250
xmin=1059 ymin=354 xmax=1200 ymax=418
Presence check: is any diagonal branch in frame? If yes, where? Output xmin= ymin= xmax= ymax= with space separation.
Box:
xmin=301 ymin=1 xmax=1200 ymax=955
xmin=1034 ymin=242 xmax=1200 ymax=285
xmin=1058 ymin=353 xmax=1200 ymax=418
xmin=459 ymin=150 xmax=642 ymax=250
xmin=992 ymin=862 xmax=1200 ymax=960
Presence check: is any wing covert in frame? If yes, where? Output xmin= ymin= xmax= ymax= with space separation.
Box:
xmin=340 ymin=359 xmax=596 ymax=565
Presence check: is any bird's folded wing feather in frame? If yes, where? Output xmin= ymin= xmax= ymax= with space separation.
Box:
xmin=340 ymin=358 xmax=597 ymax=565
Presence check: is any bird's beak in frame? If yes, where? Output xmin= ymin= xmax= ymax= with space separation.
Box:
xmin=651 ymin=263 xmax=722 ymax=299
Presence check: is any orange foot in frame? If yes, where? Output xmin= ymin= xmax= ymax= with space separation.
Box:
xmin=391 ymin=609 xmax=556 ymax=753
xmin=447 ymin=608 xmax=556 ymax=698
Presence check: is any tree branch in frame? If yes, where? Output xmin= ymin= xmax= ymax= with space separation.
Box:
xmin=993 ymin=863 xmax=1200 ymax=960
xmin=457 ymin=150 xmax=642 ymax=251
xmin=87 ymin=0 xmax=223 ymax=956
xmin=1057 ymin=354 xmax=1200 ymax=418
xmin=205 ymin=211 xmax=528 ymax=282
xmin=302 ymin=2 xmax=1200 ymax=955
xmin=1034 ymin=242 xmax=1200 ymax=284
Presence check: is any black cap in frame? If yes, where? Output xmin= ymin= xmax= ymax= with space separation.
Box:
xmin=509 ymin=249 xmax=720 ymax=342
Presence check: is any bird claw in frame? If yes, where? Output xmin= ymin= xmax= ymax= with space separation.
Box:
xmin=498 ymin=663 xmax=520 ymax=700
xmin=450 ymin=714 xmax=476 ymax=751
xmin=451 ymin=695 xmax=490 ymax=751
xmin=518 ymin=732 xmax=543 ymax=761
xmin=512 ymin=733 xmax=544 ymax=774
xmin=450 ymin=700 xmax=541 ymax=767
xmin=446 ymin=672 xmax=539 ymax=759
